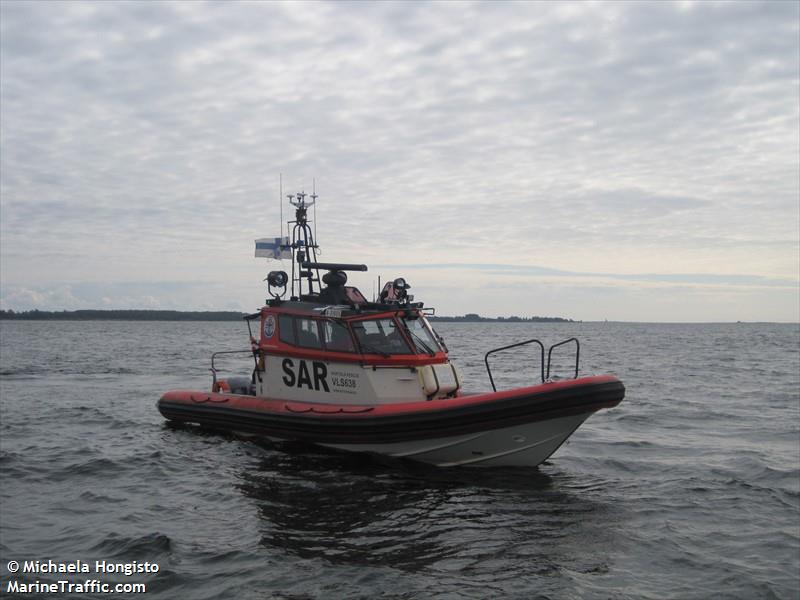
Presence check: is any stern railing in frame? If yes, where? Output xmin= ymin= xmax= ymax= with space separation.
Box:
xmin=210 ymin=349 xmax=261 ymax=389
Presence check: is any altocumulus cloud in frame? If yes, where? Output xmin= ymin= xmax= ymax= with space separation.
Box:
xmin=0 ymin=0 xmax=797 ymax=321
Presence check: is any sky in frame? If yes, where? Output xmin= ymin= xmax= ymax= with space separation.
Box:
xmin=1 ymin=0 xmax=798 ymax=322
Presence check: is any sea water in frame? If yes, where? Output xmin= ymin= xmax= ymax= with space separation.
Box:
xmin=0 ymin=320 xmax=798 ymax=599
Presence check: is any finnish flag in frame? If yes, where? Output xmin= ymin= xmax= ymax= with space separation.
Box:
xmin=255 ymin=237 xmax=291 ymax=259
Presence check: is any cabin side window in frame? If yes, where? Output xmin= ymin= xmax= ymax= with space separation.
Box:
xmin=321 ymin=319 xmax=356 ymax=353
xmin=279 ymin=315 xmax=296 ymax=345
xmin=296 ymin=318 xmax=322 ymax=349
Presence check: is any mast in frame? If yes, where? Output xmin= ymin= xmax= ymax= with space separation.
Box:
xmin=287 ymin=192 xmax=321 ymax=299
xmin=261 ymin=187 xmax=366 ymax=304
xmin=312 ymin=178 xmax=317 ymax=244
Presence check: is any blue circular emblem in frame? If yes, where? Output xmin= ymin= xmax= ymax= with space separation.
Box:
xmin=263 ymin=315 xmax=276 ymax=338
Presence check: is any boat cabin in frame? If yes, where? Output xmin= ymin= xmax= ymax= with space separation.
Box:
xmin=246 ymin=273 xmax=463 ymax=405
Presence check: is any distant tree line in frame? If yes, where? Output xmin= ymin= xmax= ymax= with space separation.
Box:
xmin=0 ymin=309 xmax=573 ymax=322
xmin=0 ymin=309 xmax=248 ymax=321
xmin=428 ymin=313 xmax=574 ymax=323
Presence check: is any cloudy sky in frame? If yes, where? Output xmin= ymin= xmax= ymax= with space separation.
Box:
xmin=1 ymin=0 xmax=798 ymax=322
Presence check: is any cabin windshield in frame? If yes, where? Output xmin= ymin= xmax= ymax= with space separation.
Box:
xmin=351 ymin=318 xmax=413 ymax=355
xmin=400 ymin=316 xmax=443 ymax=354
xmin=350 ymin=316 xmax=443 ymax=356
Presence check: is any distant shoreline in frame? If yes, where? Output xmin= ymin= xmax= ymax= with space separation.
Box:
xmin=0 ymin=311 xmax=794 ymax=324
xmin=0 ymin=309 xmax=573 ymax=322
xmin=0 ymin=309 xmax=248 ymax=321
xmin=428 ymin=315 xmax=574 ymax=323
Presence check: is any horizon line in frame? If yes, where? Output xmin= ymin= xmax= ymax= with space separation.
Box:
xmin=0 ymin=308 xmax=797 ymax=325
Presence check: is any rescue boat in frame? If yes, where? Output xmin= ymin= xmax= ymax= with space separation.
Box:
xmin=158 ymin=192 xmax=625 ymax=467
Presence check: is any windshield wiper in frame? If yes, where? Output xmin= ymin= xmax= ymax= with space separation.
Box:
xmin=402 ymin=324 xmax=436 ymax=356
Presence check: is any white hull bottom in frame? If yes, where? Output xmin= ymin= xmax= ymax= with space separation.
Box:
xmin=321 ymin=412 xmax=592 ymax=467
